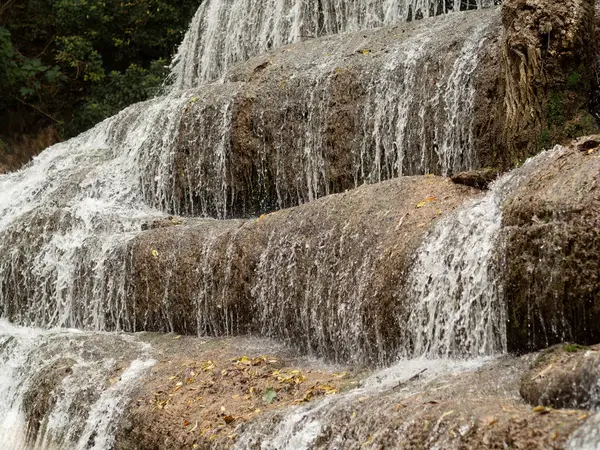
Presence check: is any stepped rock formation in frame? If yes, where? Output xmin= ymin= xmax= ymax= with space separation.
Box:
xmin=1 ymin=0 xmax=600 ymax=447
xmin=169 ymin=10 xmax=503 ymax=218
xmin=130 ymin=177 xmax=477 ymax=364
xmin=170 ymin=0 xmax=498 ymax=89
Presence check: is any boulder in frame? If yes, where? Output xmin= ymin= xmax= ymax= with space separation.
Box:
xmin=521 ymin=343 xmax=600 ymax=409
xmin=451 ymin=167 xmax=499 ymax=189
xmin=501 ymin=136 xmax=600 ymax=352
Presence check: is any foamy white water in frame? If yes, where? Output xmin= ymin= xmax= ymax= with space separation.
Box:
xmin=170 ymin=0 xmax=496 ymax=88
xmin=0 ymin=320 xmax=155 ymax=450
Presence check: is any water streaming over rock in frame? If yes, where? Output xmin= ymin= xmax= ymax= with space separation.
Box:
xmin=0 ymin=8 xmax=501 ymax=333
xmin=233 ymin=357 xmax=489 ymax=449
xmin=174 ymin=12 xmax=501 ymax=217
xmin=0 ymin=320 xmax=155 ymax=450
xmin=170 ymin=0 xmax=496 ymax=88
xmin=1 ymin=0 xmax=593 ymax=446
xmin=404 ymin=150 xmax=556 ymax=358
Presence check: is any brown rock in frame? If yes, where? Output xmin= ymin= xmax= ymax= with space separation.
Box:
xmin=520 ymin=344 xmax=600 ymax=409
xmin=127 ymin=176 xmax=478 ymax=364
xmin=451 ymin=167 xmax=499 ymax=189
xmin=501 ymin=135 xmax=600 ymax=353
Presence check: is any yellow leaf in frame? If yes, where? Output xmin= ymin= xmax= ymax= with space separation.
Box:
xmin=532 ymin=405 xmax=551 ymax=414
xmin=201 ymin=361 xmax=215 ymax=371
xmin=151 ymin=249 xmax=159 ymax=257
xmin=416 ymin=201 xmax=426 ymax=208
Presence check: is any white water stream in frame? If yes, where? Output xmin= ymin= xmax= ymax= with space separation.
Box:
xmin=1 ymin=0 xmax=593 ymax=447
xmin=0 ymin=320 xmax=155 ymax=450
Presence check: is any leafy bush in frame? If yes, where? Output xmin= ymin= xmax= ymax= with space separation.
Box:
xmin=0 ymin=0 xmax=201 ymax=141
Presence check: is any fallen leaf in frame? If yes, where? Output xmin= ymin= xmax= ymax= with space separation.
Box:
xmin=223 ymin=415 xmax=235 ymax=424
xmin=151 ymin=249 xmax=159 ymax=258
xmin=481 ymin=416 xmax=497 ymax=426
xmin=532 ymin=405 xmax=551 ymax=414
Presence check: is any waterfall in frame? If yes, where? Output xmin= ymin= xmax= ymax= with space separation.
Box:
xmin=170 ymin=0 xmax=496 ymax=89
xmin=0 ymin=8 xmax=501 ymax=332
xmin=405 ymin=149 xmax=555 ymax=358
xmin=404 ymin=175 xmax=515 ymax=358
xmin=0 ymin=0 xmax=574 ymax=447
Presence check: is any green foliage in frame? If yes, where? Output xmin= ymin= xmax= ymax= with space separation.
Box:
xmin=263 ymin=387 xmax=277 ymax=404
xmin=564 ymin=112 xmax=598 ymax=139
xmin=0 ymin=0 xmax=201 ymax=140
xmin=567 ymin=71 xmax=581 ymax=89
xmin=69 ymin=59 xmax=169 ymax=134
xmin=538 ymin=128 xmax=551 ymax=150
xmin=564 ymin=343 xmax=585 ymax=353
xmin=55 ymin=36 xmax=105 ymax=83
xmin=547 ymin=92 xmax=565 ymax=127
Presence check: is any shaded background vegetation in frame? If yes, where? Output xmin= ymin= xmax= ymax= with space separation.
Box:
xmin=0 ymin=0 xmax=201 ymax=170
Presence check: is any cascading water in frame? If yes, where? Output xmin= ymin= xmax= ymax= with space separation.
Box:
xmin=0 ymin=7 xmax=501 ymax=332
xmin=175 ymin=11 xmax=501 ymax=217
xmin=3 ymin=0 xmax=593 ymax=446
xmin=0 ymin=320 xmax=155 ymax=450
xmin=170 ymin=0 xmax=497 ymax=88
xmin=234 ymin=357 xmax=490 ymax=449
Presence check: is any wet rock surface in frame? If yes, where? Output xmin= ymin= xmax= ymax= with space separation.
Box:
xmin=129 ymin=176 xmax=478 ymax=364
xmin=170 ymin=10 xmax=503 ymax=218
xmin=114 ymin=334 xmax=358 ymax=450
xmin=227 ymin=356 xmax=589 ymax=449
xmin=501 ymin=136 xmax=600 ymax=353
xmin=451 ymin=167 xmax=499 ymax=189
xmin=11 ymin=332 xmax=595 ymax=450
xmin=521 ymin=344 xmax=600 ymax=410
